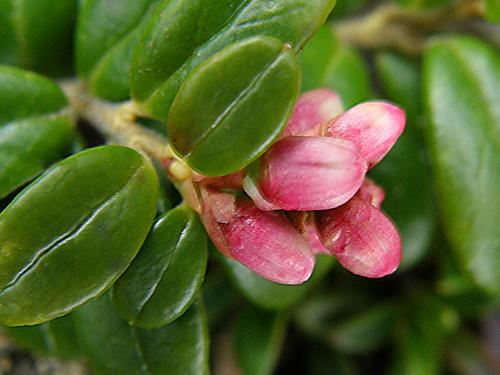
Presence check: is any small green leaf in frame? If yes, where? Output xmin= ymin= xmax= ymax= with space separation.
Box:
xmin=372 ymin=52 xmax=436 ymax=270
xmin=0 ymin=145 xmax=159 ymax=326
xmin=299 ymin=27 xmax=373 ymax=107
xmin=325 ymin=302 xmax=396 ymax=354
xmin=424 ymin=36 xmax=500 ymax=296
xmin=221 ymin=252 xmax=333 ymax=310
xmin=0 ymin=66 xmax=75 ymax=199
xmin=112 ymin=205 xmax=208 ymax=329
xmin=75 ymin=0 xmax=162 ymax=101
xmin=130 ymin=0 xmax=335 ymax=119
xmin=294 ymin=290 xmax=392 ymax=354
xmin=74 ymin=294 xmax=209 ymax=375
xmin=167 ymin=36 xmax=300 ymax=176
xmin=234 ymin=306 xmax=287 ymax=375
xmin=4 ymin=314 xmax=81 ymax=359
xmin=0 ymin=1 xmax=77 ymax=75
xmin=388 ymin=295 xmax=451 ymax=375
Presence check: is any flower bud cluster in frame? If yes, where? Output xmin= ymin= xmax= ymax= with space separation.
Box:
xmin=196 ymin=89 xmax=405 ymax=284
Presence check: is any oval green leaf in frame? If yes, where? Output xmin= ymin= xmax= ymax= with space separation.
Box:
xmin=167 ymin=36 xmax=300 ymax=176
xmin=424 ymin=36 xmax=500 ymax=296
xmin=299 ymin=27 xmax=373 ymax=107
xmin=0 ymin=1 xmax=77 ymax=75
xmin=221 ymin=252 xmax=333 ymax=310
xmin=235 ymin=306 xmax=287 ymax=375
xmin=75 ymin=0 xmax=162 ymax=101
xmin=0 ymin=145 xmax=159 ymax=326
xmin=0 ymin=65 xmax=75 ymax=199
xmin=4 ymin=314 xmax=81 ymax=359
xmin=130 ymin=0 xmax=335 ymax=119
xmin=74 ymin=294 xmax=209 ymax=375
xmin=112 ymin=204 xmax=207 ymax=328
xmin=372 ymin=52 xmax=436 ymax=270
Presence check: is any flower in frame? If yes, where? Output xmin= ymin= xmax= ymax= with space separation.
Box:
xmin=190 ymin=88 xmax=406 ymax=284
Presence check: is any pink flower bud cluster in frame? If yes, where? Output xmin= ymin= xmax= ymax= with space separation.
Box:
xmin=197 ymin=89 xmax=406 ymax=285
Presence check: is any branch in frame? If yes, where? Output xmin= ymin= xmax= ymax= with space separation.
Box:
xmin=333 ymin=0 xmax=484 ymax=54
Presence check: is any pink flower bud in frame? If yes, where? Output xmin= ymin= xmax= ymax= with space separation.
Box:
xmin=327 ymin=101 xmax=406 ymax=168
xmin=283 ymin=89 xmax=343 ymax=137
xmin=315 ymin=196 xmax=402 ymax=278
xmin=358 ymin=178 xmax=385 ymax=209
xmin=200 ymin=188 xmax=315 ymax=284
xmin=253 ymin=136 xmax=367 ymax=211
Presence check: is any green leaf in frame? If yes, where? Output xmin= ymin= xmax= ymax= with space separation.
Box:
xmin=388 ymin=295 xmax=452 ymax=375
xmin=167 ymin=36 xmax=300 ymax=176
xmin=0 ymin=1 xmax=77 ymax=75
xmin=234 ymin=306 xmax=287 ymax=375
xmin=294 ymin=290 xmax=393 ymax=354
xmin=75 ymin=0 xmax=163 ymax=101
xmin=0 ymin=65 xmax=75 ymax=199
xmin=221 ymin=252 xmax=333 ymax=310
xmin=202 ymin=268 xmax=240 ymax=329
xmin=299 ymin=27 xmax=373 ymax=107
xmin=424 ymin=36 xmax=500 ymax=296
xmin=372 ymin=52 xmax=436 ymax=270
xmin=0 ymin=145 xmax=159 ymax=326
xmin=375 ymin=52 xmax=421 ymax=118
xmin=130 ymin=0 xmax=335 ymax=119
xmin=74 ymin=294 xmax=209 ymax=375
xmin=112 ymin=205 xmax=208 ymax=329
xmin=325 ymin=302 xmax=396 ymax=354
xmin=485 ymin=0 xmax=500 ymax=22
xmin=4 ymin=314 xmax=81 ymax=359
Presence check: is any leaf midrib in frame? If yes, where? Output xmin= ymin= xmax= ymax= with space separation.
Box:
xmin=185 ymin=49 xmax=284 ymax=159
xmin=0 ymin=165 xmax=144 ymax=294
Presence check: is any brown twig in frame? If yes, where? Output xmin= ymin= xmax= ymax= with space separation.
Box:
xmin=333 ymin=0 xmax=484 ymax=54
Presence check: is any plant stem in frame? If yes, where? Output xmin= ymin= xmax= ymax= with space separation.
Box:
xmin=60 ymin=80 xmax=202 ymax=211
xmin=333 ymin=0 xmax=484 ymax=54
xmin=60 ymin=80 xmax=172 ymax=159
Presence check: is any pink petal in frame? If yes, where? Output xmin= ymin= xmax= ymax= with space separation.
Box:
xmin=220 ymin=198 xmax=315 ymax=284
xmin=200 ymin=188 xmax=315 ymax=284
xmin=327 ymin=101 xmax=406 ymax=168
xmin=199 ymin=187 xmax=235 ymax=257
xmin=287 ymin=212 xmax=330 ymax=255
xmin=258 ymin=136 xmax=367 ymax=211
xmin=357 ymin=178 xmax=385 ymax=209
xmin=283 ymin=89 xmax=343 ymax=137
xmin=315 ymin=197 xmax=402 ymax=278
xmin=242 ymin=175 xmax=281 ymax=211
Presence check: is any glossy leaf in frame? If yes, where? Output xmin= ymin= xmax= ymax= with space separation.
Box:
xmin=4 ymin=314 xmax=81 ymax=359
xmin=0 ymin=0 xmax=77 ymax=75
xmin=75 ymin=0 xmax=162 ymax=101
xmin=234 ymin=306 xmax=287 ymax=375
xmin=221 ymin=252 xmax=333 ymax=310
xmin=0 ymin=145 xmax=159 ymax=326
xmin=485 ymin=0 xmax=500 ymax=22
xmin=388 ymin=295 xmax=451 ymax=375
xmin=299 ymin=27 xmax=373 ymax=107
xmin=0 ymin=66 xmax=75 ymax=199
xmin=74 ymin=294 xmax=209 ymax=375
xmin=167 ymin=36 xmax=300 ymax=176
xmin=424 ymin=36 xmax=500 ymax=295
xmin=294 ymin=291 xmax=393 ymax=353
xmin=372 ymin=52 xmax=435 ymax=270
xmin=113 ymin=205 xmax=208 ymax=329
xmin=131 ymin=0 xmax=335 ymax=119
